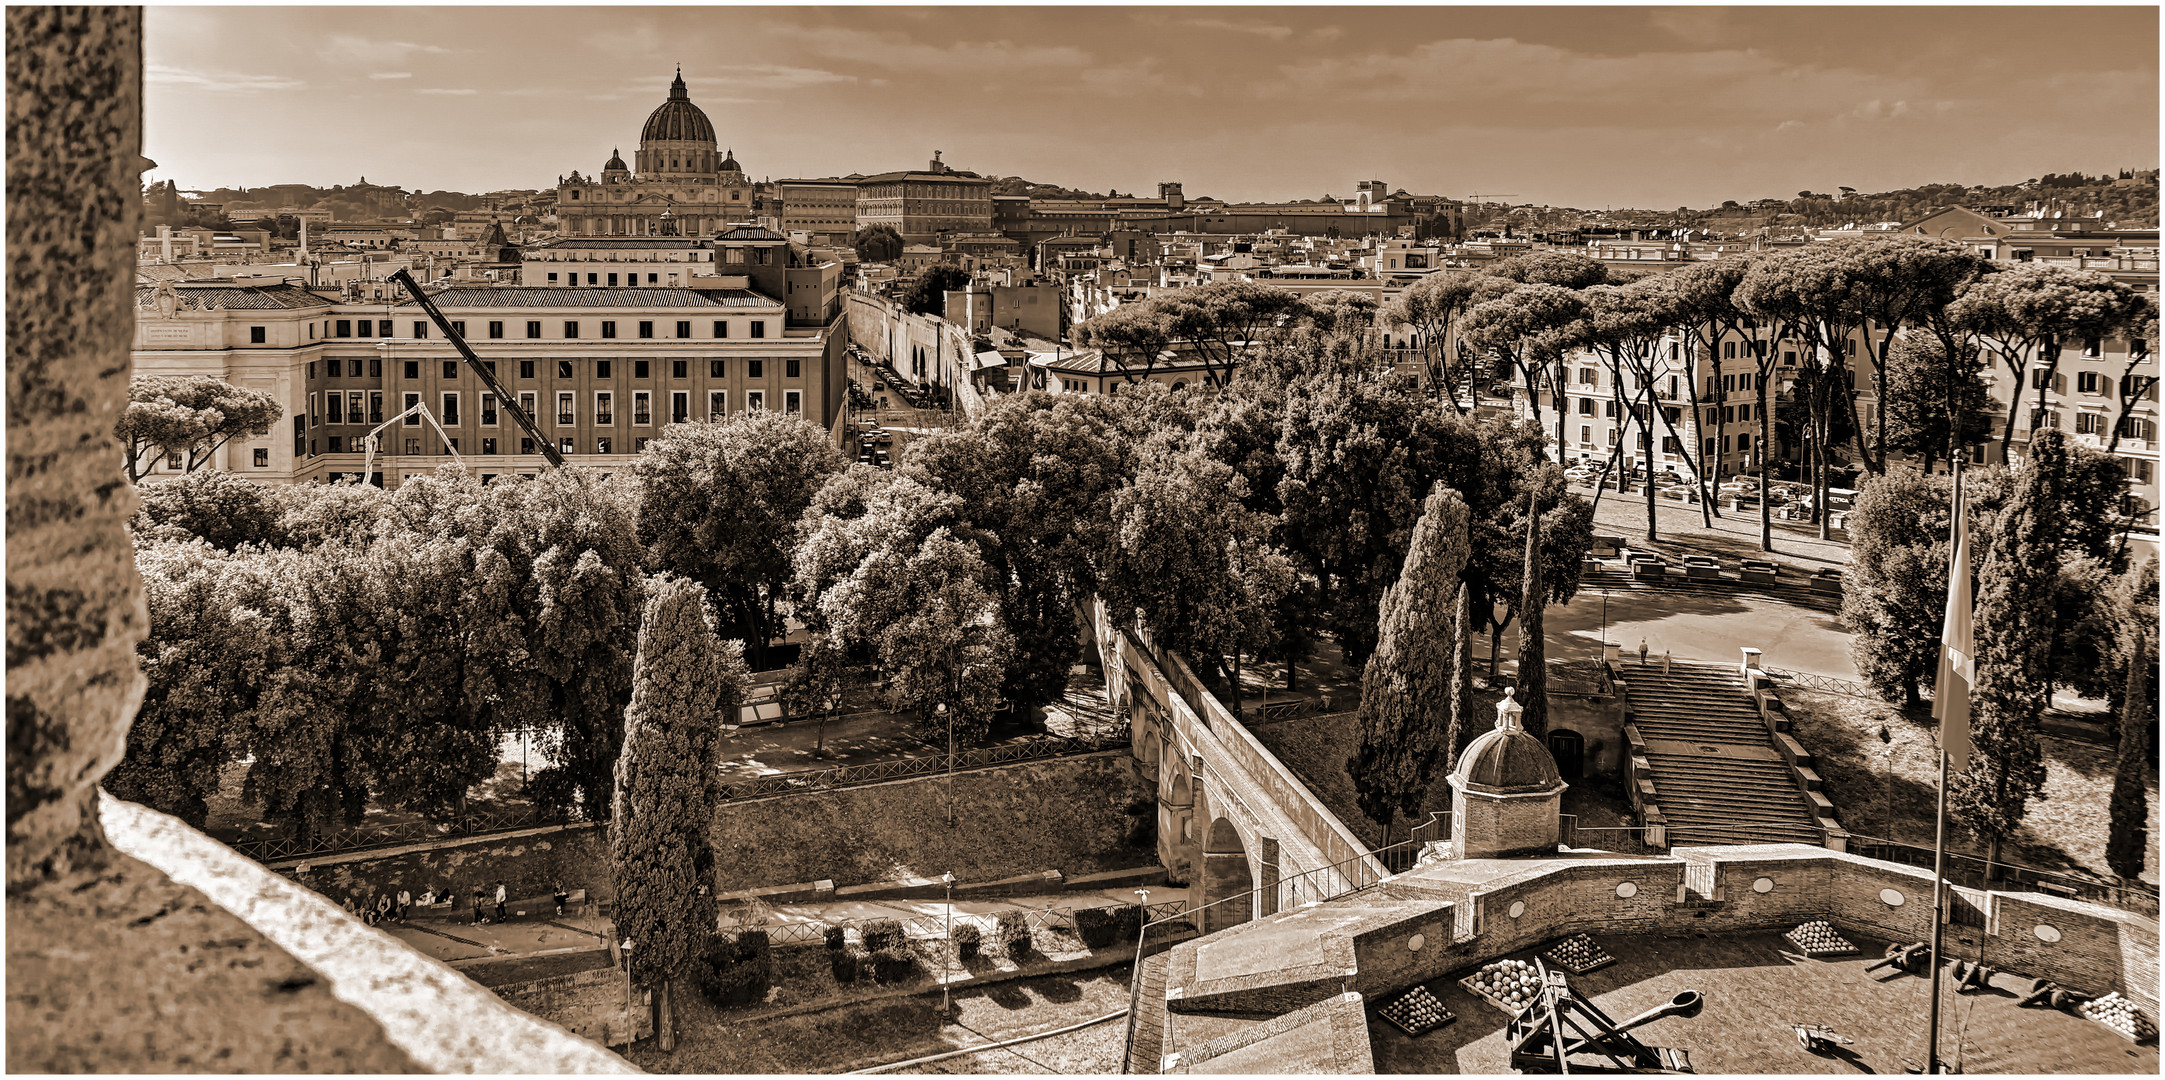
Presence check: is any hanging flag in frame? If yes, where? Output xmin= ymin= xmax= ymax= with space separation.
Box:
xmin=1933 ymin=490 xmax=1974 ymax=772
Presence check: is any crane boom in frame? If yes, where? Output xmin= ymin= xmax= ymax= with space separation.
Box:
xmin=390 ymin=268 xmax=566 ymax=468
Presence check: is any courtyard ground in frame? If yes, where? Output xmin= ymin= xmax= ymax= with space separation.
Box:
xmin=1369 ymin=930 xmax=2156 ymax=1075
xmin=1577 ymin=477 xmax=1853 ymax=573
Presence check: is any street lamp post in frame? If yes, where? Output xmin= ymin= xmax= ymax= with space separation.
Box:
xmin=1131 ymin=888 xmax=1152 ymax=975
xmin=620 ymin=937 xmax=635 ymax=1041
xmin=942 ymin=871 xmax=957 ymax=1015
xmin=937 ymin=701 xmax=955 ymax=828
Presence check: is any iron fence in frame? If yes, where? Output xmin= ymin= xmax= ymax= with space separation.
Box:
xmin=1846 ymin=834 xmax=2158 ymax=918
xmin=1761 ymin=666 xmax=1891 ymax=703
xmin=233 ymin=805 xmax=574 ymax=863
xmin=715 ymin=732 xmax=1128 ymax=804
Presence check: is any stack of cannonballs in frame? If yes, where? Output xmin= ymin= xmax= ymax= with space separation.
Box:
xmin=1784 ymin=920 xmax=1859 ymax=956
xmin=1544 ymin=933 xmax=1616 ymax=973
xmin=1462 ymin=958 xmax=1545 ymax=1014
xmin=2080 ymin=992 xmax=2155 ymax=1042
xmin=1378 ymin=985 xmax=1456 ymax=1036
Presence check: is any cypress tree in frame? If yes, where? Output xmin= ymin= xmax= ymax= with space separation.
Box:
xmin=611 ymin=574 xmax=749 ymax=1052
xmin=1517 ymin=487 xmax=1549 ymax=738
xmin=1347 ymin=484 xmax=1472 ymax=840
xmin=1949 ymin=430 xmax=2065 ymax=870
xmin=2107 ymin=558 xmax=2158 ymax=880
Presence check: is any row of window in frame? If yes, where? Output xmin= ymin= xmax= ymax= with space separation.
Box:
xmin=311 ymin=357 xmax=800 ymax=382
xmin=307 ymin=387 xmax=803 ymax=429
xmin=319 ymin=317 xmax=770 ymax=342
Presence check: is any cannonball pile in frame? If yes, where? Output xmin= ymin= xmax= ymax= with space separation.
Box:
xmin=2080 ymin=992 xmax=2155 ymax=1040
xmin=1380 ymin=986 xmax=1455 ymax=1035
xmin=1786 ymin=920 xmax=1858 ymax=955
xmin=1465 ymin=959 xmax=1544 ymax=1013
xmin=1545 ymin=934 xmax=1615 ymax=972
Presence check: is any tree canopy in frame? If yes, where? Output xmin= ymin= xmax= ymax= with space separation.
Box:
xmin=115 ymin=375 xmax=282 ymax=483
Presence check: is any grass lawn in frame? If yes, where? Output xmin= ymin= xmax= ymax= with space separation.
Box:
xmin=626 ymin=964 xmax=1135 ymax=1074
xmin=1781 ymin=689 xmax=2160 ymax=886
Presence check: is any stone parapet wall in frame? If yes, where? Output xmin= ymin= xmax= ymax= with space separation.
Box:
xmin=1369 ymin=845 xmax=2159 ymax=1015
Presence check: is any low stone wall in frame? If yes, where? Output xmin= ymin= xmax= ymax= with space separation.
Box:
xmin=709 ymin=751 xmax=1152 ymax=892
xmin=492 ymin=965 xmax=650 ymax=1049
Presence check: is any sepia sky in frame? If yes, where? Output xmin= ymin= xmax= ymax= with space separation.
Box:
xmin=145 ymin=5 xmax=2158 ymax=208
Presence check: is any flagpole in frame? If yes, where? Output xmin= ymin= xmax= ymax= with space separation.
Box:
xmin=1924 ymin=452 xmax=1965 ymax=1076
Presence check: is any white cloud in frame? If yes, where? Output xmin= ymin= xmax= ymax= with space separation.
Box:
xmin=369 ymin=72 xmax=414 ymax=81
xmin=145 ymin=64 xmax=303 ymax=93
xmin=319 ymin=35 xmax=452 ymax=67
xmin=1181 ymin=17 xmax=1294 ymax=41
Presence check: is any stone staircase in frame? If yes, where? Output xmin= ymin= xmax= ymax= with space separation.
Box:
xmin=1618 ymin=661 xmax=1829 ymax=847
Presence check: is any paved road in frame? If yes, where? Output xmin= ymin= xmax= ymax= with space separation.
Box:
xmin=1576 ymin=478 xmax=1853 ymax=571
xmin=1478 ymin=586 xmax=1861 ymax=681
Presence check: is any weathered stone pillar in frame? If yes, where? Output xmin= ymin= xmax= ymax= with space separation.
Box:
xmin=7 ymin=3 xmax=150 ymax=890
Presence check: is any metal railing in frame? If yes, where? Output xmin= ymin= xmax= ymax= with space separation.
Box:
xmin=715 ymin=732 xmax=1129 ymax=803
xmin=1760 ymin=666 xmax=1888 ymax=702
xmin=232 ymin=804 xmax=575 ymax=862
xmin=1845 ymin=834 xmax=2159 ymax=917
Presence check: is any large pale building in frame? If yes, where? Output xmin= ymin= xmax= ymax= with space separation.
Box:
xmin=854 ymin=153 xmax=994 ymax=243
xmin=554 ymin=68 xmax=753 ymax=238
xmin=776 ymin=179 xmax=860 ymax=245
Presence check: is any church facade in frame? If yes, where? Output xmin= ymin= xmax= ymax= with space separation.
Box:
xmin=555 ymin=69 xmax=753 ymax=238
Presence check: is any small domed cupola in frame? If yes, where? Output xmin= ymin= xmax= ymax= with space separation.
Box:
xmin=1446 ymin=688 xmax=1568 ymax=859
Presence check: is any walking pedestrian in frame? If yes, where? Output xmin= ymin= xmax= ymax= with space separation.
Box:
xmin=494 ymin=880 xmax=508 ymax=924
xmin=1638 ymin=638 xmax=1649 ymax=667
xmin=395 ymin=886 xmax=411 ymax=923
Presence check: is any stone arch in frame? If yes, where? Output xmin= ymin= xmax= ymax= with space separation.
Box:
xmin=1200 ymin=817 xmax=1255 ymax=933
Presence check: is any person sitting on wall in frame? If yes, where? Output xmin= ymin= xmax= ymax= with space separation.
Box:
xmin=418 ymin=886 xmax=437 ymax=908
xmin=553 ymin=882 xmax=570 ymax=917
xmin=342 ymin=894 xmax=359 ymax=918
xmin=395 ymin=887 xmax=411 ymax=923
xmin=375 ymin=892 xmax=393 ymax=926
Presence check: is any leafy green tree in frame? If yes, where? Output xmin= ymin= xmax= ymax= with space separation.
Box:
xmin=1381 ymin=270 xmax=1511 ymax=406
xmin=1304 ymin=289 xmax=1381 ymax=337
xmin=272 ymin=479 xmax=390 ymax=550
xmin=854 ymin=224 xmax=903 ymax=263
xmin=2106 ymin=557 xmax=2158 ymax=880
xmin=1273 ymin=369 xmax=1482 ymax=666
xmin=1828 ymin=235 xmax=1990 ymax=469
xmin=1074 ymin=302 xmax=1179 ymax=383
xmin=1842 ymin=471 xmax=1955 ymax=706
xmin=612 ymin=574 xmax=748 ymax=1052
xmin=1490 ymin=250 xmax=1609 ymax=290
xmin=635 ymin=413 xmax=846 ymax=668
xmin=1103 ymin=437 xmax=1295 ymax=717
xmin=1950 ymin=429 xmax=2069 ymax=869
xmin=115 ymin=375 xmax=282 ymax=482
xmin=1348 ymin=484 xmax=1471 ymax=837
xmin=1948 ymin=265 xmax=2151 ymax=459
xmin=131 ymin=467 xmax=284 ymax=549
xmin=1883 ymin=336 xmax=1995 ymax=474
xmin=1156 ymin=282 xmax=1309 ymax=387
xmin=105 ymin=541 xmax=271 ymax=826
xmin=1463 ymin=283 xmax=1587 ymax=432
xmin=901 ymin=264 xmax=971 ymax=317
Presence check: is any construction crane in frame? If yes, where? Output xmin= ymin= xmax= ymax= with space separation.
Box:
xmin=389 ymin=268 xmax=565 ymax=468
xmin=359 ymin=400 xmax=462 ymax=482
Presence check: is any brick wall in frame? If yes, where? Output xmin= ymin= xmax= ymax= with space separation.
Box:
xmin=492 ymin=965 xmax=650 ymax=1048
